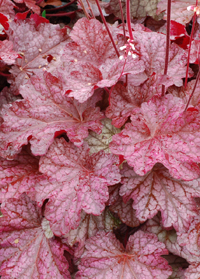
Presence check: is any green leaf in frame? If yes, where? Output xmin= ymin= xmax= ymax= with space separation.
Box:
xmin=42 ymin=10 xmax=46 ymax=18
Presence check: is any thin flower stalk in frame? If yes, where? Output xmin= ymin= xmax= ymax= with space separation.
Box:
xmin=162 ymin=0 xmax=171 ymax=96
xmin=185 ymin=0 xmax=198 ymax=88
xmin=85 ymin=0 xmax=95 ymax=18
xmin=185 ymin=50 xmax=200 ymax=111
xmin=126 ymin=0 xmax=133 ymax=41
xmin=95 ymin=0 xmax=120 ymax=57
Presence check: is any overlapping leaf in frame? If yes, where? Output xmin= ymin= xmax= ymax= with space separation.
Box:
xmin=0 ymin=193 xmax=71 ymax=279
xmin=129 ymin=30 xmax=190 ymax=87
xmin=157 ymin=0 xmax=195 ymax=25
xmin=0 ymin=40 xmax=19 ymax=64
xmin=169 ymin=80 xmax=200 ymax=107
xmin=76 ymin=230 xmax=172 ymax=279
xmin=106 ymin=75 xmax=163 ymax=128
xmin=0 ymin=148 xmax=42 ymax=202
xmin=120 ymin=163 xmax=200 ymax=231
xmin=0 ymin=71 xmax=104 ymax=158
xmin=7 ymin=19 xmax=69 ymax=94
xmin=14 ymin=0 xmax=40 ymax=14
xmin=108 ymin=0 xmax=160 ymax=20
xmin=163 ymin=255 xmax=186 ymax=279
xmin=64 ymin=208 xmax=115 ymax=258
xmin=58 ymin=18 xmax=146 ymax=102
xmin=85 ymin=118 xmax=121 ymax=154
xmin=110 ymin=94 xmax=200 ymax=180
xmin=177 ymin=216 xmax=200 ymax=278
xmin=28 ymin=138 xmax=121 ymax=236
xmin=0 ymin=0 xmax=15 ymax=19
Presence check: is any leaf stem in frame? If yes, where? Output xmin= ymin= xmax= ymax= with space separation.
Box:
xmin=118 ymin=0 xmax=126 ymax=44
xmin=161 ymin=0 xmax=171 ymax=96
xmin=95 ymin=0 xmax=120 ymax=57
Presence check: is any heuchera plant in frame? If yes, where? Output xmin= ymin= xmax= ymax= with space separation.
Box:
xmin=2 ymin=0 xmax=200 ymax=278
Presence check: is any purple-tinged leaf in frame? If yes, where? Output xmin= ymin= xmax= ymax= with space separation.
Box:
xmin=57 ymin=18 xmax=146 ymax=103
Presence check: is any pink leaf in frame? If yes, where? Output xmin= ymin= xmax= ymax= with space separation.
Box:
xmin=141 ymin=215 xmax=186 ymax=257
xmin=67 ymin=18 xmax=118 ymax=66
xmin=168 ymin=80 xmax=200 ymax=107
xmin=177 ymin=216 xmax=200 ymax=278
xmin=110 ymin=94 xmax=200 ymax=180
xmin=76 ymin=230 xmax=172 ymax=279
xmin=108 ymin=183 xmax=140 ymax=227
xmin=0 ymin=40 xmax=19 ymax=65
xmin=7 ymin=20 xmax=69 ymax=94
xmin=0 ymin=194 xmax=71 ymax=279
xmin=157 ymin=0 xmax=195 ymax=25
xmin=184 ymin=263 xmax=200 ymax=279
xmin=128 ymin=30 xmax=190 ymax=87
xmin=120 ymin=163 xmax=200 ymax=231
xmin=0 ymin=148 xmax=42 ymax=202
xmin=106 ymin=74 xmax=163 ymax=128
xmin=59 ymin=57 xmax=145 ymax=103
xmin=0 ymin=0 xmax=15 ymax=20
xmin=64 ymin=208 xmax=115 ymax=258
xmin=0 ymin=71 xmax=104 ymax=158
xmin=58 ymin=18 xmax=145 ymax=102
xmin=110 ymin=197 xmax=141 ymax=227
xmin=29 ymin=138 xmax=121 ymax=235
xmin=14 ymin=0 xmax=40 ymax=14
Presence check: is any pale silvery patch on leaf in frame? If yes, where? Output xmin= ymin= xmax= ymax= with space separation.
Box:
xmin=85 ymin=118 xmax=121 ymax=154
